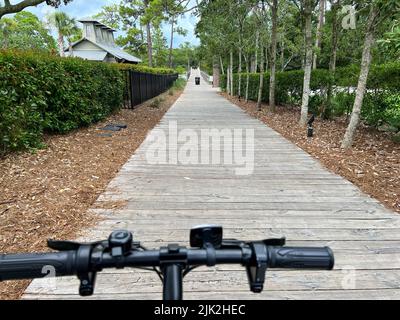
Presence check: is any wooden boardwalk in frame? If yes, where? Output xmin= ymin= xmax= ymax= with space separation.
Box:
xmin=24 ymin=69 xmax=400 ymax=300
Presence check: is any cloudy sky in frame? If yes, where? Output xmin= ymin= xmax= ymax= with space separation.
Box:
xmin=22 ymin=0 xmax=199 ymax=47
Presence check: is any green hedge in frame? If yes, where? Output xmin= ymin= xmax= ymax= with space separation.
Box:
xmin=222 ymin=62 xmax=400 ymax=129
xmin=118 ymin=64 xmax=176 ymax=75
xmin=0 ymin=50 xmax=124 ymax=154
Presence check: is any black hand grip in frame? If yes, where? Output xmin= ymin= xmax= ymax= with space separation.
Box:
xmin=0 ymin=252 xmax=77 ymax=281
xmin=268 ymin=247 xmax=334 ymax=270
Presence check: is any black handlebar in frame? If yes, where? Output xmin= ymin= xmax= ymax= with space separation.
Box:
xmin=0 ymin=247 xmax=334 ymax=280
xmin=268 ymin=247 xmax=334 ymax=269
xmin=0 ymin=252 xmax=78 ymax=281
xmin=0 ymin=227 xmax=335 ymax=300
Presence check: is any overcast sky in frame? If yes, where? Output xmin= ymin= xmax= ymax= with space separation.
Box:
xmin=22 ymin=0 xmax=199 ymax=47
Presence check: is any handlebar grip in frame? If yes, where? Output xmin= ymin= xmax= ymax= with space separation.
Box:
xmin=268 ymin=247 xmax=334 ymax=270
xmin=0 ymin=252 xmax=77 ymax=281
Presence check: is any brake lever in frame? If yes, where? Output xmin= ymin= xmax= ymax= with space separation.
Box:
xmin=47 ymin=239 xmax=107 ymax=252
xmin=47 ymin=230 xmax=136 ymax=297
xmin=262 ymin=237 xmax=286 ymax=246
xmin=245 ymin=237 xmax=286 ymax=293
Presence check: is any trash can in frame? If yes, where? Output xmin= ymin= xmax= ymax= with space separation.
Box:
xmin=195 ymin=77 xmax=200 ymax=85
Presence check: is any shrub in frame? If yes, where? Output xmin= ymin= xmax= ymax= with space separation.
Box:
xmin=222 ymin=62 xmax=400 ymax=128
xmin=383 ymin=93 xmax=400 ymax=130
xmin=117 ymin=64 xmax=176 ymax=75
xmin=150 ymin=97 xmax=163 ymax=108
xmin=0 ymin=50 xmax=124 ymax=154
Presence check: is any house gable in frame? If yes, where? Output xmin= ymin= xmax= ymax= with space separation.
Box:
xmin=73 ymin=40 xmax=101 ymax=51
xmin=65 ymin=18 xmax=142 ymax=64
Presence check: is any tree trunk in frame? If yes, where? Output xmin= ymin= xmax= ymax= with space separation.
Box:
xmin=269 ymin=0 xmax=278 ymax=112
xmin=238 ymin=46 xmax=242 ymax=98
xmin=0 ymin=0 xmax=44 ymax=20
xmin=341 ymin=6 xmax=378 ymax=149
xmin=58 ymin=32 xmax=65 ymax=57
xmin=168 ymin=16 xmax=175 ymax=68
xmin=324 ymin=0 xmax=341 ymax=119
xmin=245 ymin=55 xmax=249 ymax=102
xmin=230 ymin=50 xmax=233 ymax=96
xmin=146 ymin=22 xmax=153 ymax=67
xmin=227 ymin=58 xmax=231 ymax=95
xmin=299 ymin=0 xmax=314 ymax=126
xmin=254 ymin=31 xmax=259 ymax=73
xmin=329 ymin=0 xmax=340 ymax=72
xmin=212 ymin=55 xmax=220 ymax=88
xmin=69 ymin=42 xmax=73 ymax=57
xmin=256 ymin=46 xmax=265 ymax=111
xmin=220 ymin=56 xmax=225 ymax=75
xmin=250 ymin=57 xmax=256 ymax=73
xmin=140 ymin=26 xmax=144 ymax=43
xmin=280 ymin=39 xmax=285 ymax=71
xmin=144 ymin=0 xmax=153 ymax=67
xmin=313 ymin=0 xmax=325 ymax=70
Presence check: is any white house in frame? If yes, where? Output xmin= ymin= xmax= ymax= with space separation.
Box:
xmin=65 ymin=18 xmax=142 ymax=64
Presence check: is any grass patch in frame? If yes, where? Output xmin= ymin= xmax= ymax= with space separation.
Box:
xmin=172 ymin=78 xmax=187 ymax=91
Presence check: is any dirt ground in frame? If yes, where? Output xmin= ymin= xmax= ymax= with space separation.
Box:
xmin=0 ymin=87 xmax=184 ymax=300
xmin=221 ymin=93 xmax=400 ymax=215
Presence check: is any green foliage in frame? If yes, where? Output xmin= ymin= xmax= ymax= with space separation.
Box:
xmin=0 ymin=12 xmax=56 ymax=52
xmin=46 ymin=11 xmax=80 ymax=50
xmin=172 ymin=78 xmax=187 ymax=90
xmin=150 ymin=97 xmax=163 ymax=108
xmin=222 ymin=62 xmax=400 ymax=129
xmin=0 ymin=50 xmax=124 ymax=154
xmin=384 ymin=94 xmax=400 ymax=129
xmin=118 ymin=64 xmax=176 ymax=75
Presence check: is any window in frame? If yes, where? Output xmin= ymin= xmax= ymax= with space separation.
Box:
xmin=95 ymin=27 xmax=102 ymax=42
xmin=85 ymin=25 xmax=92 ymax=38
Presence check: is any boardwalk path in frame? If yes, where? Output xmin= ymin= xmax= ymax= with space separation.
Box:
xmin=25 ymin=69 xmax=400 ymax=300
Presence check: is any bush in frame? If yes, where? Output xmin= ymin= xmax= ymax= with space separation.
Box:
xmin=383 ymin=93 xmax=400 ymax=130
xmin=0 ymin=50 xmax=124 ymax=154
xmin=150 ymin=97 xmax=163 ymax=108
xmin=222 ymin=62 xmax=400 ymax=128
xmin=117 ymin=64 xmax=176 ymax=75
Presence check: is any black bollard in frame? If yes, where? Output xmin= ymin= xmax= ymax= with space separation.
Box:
xmin=307 ymin=114 xmax=315 ymax=138
xmin=307 ymin=125 xmax=314 ymax=138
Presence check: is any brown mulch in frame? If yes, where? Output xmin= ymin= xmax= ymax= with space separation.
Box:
xmin=0 ymin=88 xmax=183 ymax=300
xmin=221 ymin=93 xmax=400 ymax=214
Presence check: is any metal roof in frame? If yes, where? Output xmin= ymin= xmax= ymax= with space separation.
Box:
xmin=78 ymin=17 xmax=116 ymax=32
xmin=67 ymin=50 xmax=108 ymax=61
xmin=65 ymin=38 xmax=142 ymax=63
xmin=94 ymin=42 xmax=142 ymax=63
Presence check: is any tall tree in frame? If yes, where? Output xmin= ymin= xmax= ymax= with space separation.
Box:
xmin=313 ymin=0 xmax=325 ymax=69
xmin=297 ymin=0 xmax=316 ymax=126
xmin=0 ymin=11 xmax=56 ymax=50
xmin=268 ymin=0 xmax=278 ymax=111
xmin=234 ymin=0 xmax=252 ymax=99
xmin=256 ymin=44 xmax=265 ymax=110
xmin=143 ymin=0 xmax=154 ymax=66
xmin=341 ymin=0 xmax=398 ymax=148
xmin=0 ymin=0 xmax=72 ymax=19
xmin=329 ymin=0 xmax=340 ymax=72
xmin=158 ymin=0 xmax=195 ymax=68
xmin=47 ymin=11 xmax=78 ymax=57
xmin=152 ymin=25 xmax=169 ymax=66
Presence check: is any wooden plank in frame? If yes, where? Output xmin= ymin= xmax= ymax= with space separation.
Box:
xmin=24 ymin=67 xmax=400 ymax=300
xmin=89 ymin=227 xmax=400 ymax=241
xmin=89 ymin=217 xmax=400 ymax=229
xmin=22 ymin=289 xmax=400 ymax=300
xmin=25 ymin=269 xmax=400 ymax=295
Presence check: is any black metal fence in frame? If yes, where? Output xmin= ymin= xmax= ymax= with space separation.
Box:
xmin=123 ymin=70 xmax=178 ymax=109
